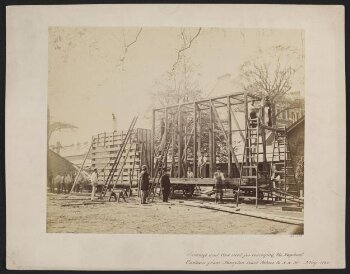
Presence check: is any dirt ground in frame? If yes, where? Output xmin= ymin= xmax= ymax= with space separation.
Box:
xmin=47 ymin=191 xmax=303 ymax=234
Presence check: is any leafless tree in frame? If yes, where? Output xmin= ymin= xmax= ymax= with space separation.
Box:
xmin=172 ymin=27 xmax=202 ymax=71
xmin=117 ymin=28 xmax=143 ymax=70
xmin=239 ymin=46 xmax=304 ymax=122
xmin=47 ymin=107 xmax=77 ymax=143
xmin=150 ymin=28 xmax=203 ymax=108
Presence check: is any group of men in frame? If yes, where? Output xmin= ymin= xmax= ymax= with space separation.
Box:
xmin=138 ymin=164 xmax=225 ymax=204
xmin=139 ymin=165 xmax=172 ymax=204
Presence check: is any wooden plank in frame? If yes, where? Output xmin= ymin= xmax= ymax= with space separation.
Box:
xmin=198 ymin=110 xmax=202 ymax=178
xmin=229 ymin=108 xmax=245 ymax=142
xmin=282 ymin=206 xmax=303 ymax=212
xmin=169 ymin=177 xmax=240 ymax=186
xmin=69 ymin=139 xmax=95 ymax=193
xmin=227 ymin=96 xmax=232 ymax=177
xmin=171 ymin=113 xmax=175 ymax=177
xmin=181 ymin=201 xmax=304 ymax=225
xmin=151 ymin=109 xmax=155 ymax=177
xmin=210 ymin=101 xmax=240 ymax=176
xmin=61 ymin=201 xmax=106 ymax=207
xmin=209 ymin=101 xmax=213 ymax=177
xmin=164 ymin=107 xmax=168 ymax=170
xmin=178 ymin=106 xmax=183 ymax=178
xmin=193 ymin=103 xmax=198 ymax=178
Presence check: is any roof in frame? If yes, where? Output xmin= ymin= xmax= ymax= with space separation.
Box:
xmin=287 ymin=116 xmax=305 ymax=134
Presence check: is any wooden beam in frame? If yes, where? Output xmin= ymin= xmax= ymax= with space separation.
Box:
xmin=153 ymin=91 xmax=247 ymax=111
xmin=212 ymin=105 xmax=216 ymax=174
xmin=198 ymin=110 xmax=202 ymax=178
xmin=210 ymin=101 xmax=240 ymax=175
xmin=227 ymin=96 xmax=232 ymax=178
xmin=211 ymin=99 xmax=227 ymax=107
xmin=209 ymin=101 xmax=214 ymax=177
xmin=170 ymin=111 xmax=178 ymax=177
xmin=181 ymin=201 xmax=304 ymax=225
xmin=230 ymin=107 xmax=245 ymax=142
xmin=177 ymin=106 xmax=183 ymax=178
xmin=164 ymin=108 xmax=168 ymax=170
xmin=151 ymin=109 xmax=155 ymax=177
xmin=193 ymin=103 xmax=198 ymax=178
xmin=69 ymin=139 xmax=95 ymax=193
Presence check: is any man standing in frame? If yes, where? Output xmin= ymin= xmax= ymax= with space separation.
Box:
xmin=160 ymin=169 xmax=171 ymax=202
xmin=262 ymin=96 xmax=272 ymax=127
xmin=139 ymin=165 xmax=149 ymax=204
xmin=187 ymin=167 xmax=194 ymax=179
xmin=197 ymin=152 xmax=208 ymax=178
xmin=90 ymin=169 xmax=98 ymax=201
xmin=213 ymin=168 xmax=225 ymax=203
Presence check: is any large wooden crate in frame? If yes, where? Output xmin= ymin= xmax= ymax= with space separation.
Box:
xmin=91 ymin=128 xmax=151 ymax=185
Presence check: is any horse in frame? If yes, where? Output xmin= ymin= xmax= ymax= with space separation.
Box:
xmin=63 ymin=173 xmax=73 ymax=193
xmin=53 ymin=175 xmax=64 ymax=194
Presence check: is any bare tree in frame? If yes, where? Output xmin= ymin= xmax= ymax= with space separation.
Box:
xmin=119 ymin=28 xmax=143 ymax=66
xmin=151 ymin=28 xmax=203 ymax=108
xmin=239 ymin=46 xmax=304 ymax=122
xmin=47 ymin=107 xmax=78 ymax=143
xmin=172 ymin=28 xmax=202 ymax=71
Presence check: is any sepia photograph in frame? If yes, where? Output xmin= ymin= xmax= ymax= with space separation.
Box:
xmin=6 ymin=4 xmax=345 ymax=270
xmin=47 ymin=27 xmax=305 ymax=234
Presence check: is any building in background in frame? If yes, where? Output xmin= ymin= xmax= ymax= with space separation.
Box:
xmin=51 ymin=141 xmax=92 ymax=170
xmin=276 ymin=91 xmax=305 ymax=127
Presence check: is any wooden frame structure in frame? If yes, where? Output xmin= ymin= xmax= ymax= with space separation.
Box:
xmin=151 ymin=92 xmax=261 ymax=179
xmin=91 ymin=128 xmax=151 ymax=186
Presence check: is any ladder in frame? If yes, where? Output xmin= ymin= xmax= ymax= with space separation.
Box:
xmin=148 ymin=108 xmax=180 ymax=201
xmin=270 ymin=126 xmax=299 ymax=202
xmin=236 ymin=117 xmax=264 ymax=208
xmin=148 ymin=138 xmax=172 ymax=201
xmin=100 ymin=116 xmax=138 ymax=198
xmin=108 ymin=137 xmax=134 ymax=200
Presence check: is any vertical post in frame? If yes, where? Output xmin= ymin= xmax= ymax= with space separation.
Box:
xmin=198 ymin=110 xmax=202 ymax=178
xmin=164 ymin=108 xmax=168 ymax=171
xmin=151 ymin=109 xmax=156 ymax=177
xmin=178 ymin=106 xmax=183 ymax=178
xmin=69 ymin=138 xmax=95 ymax=193
xmin=244 ymin=93 xmax=250 ymax=175
xmin=212 ymin=105 xmax=216 ymax=174
xmin=184 ymin=117 xmax=187 ymax=177
xmin=171 ymin=113 xmax=175 ymax=177
xmin=209 ymin=101 xmax=214 ymax=178
xmin=227 ymin=96 xmax=232 ymax=178
xmin=193 ymin=103 xmax=198 ymax=178
xmin=261 ymin=100 xmax=267 ymax=172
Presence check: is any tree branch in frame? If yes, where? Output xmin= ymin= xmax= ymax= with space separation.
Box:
xmin=172 ymin=28 xmax=202 ymax=71
xmin=119 ymin=28 xmax=143 ymax=63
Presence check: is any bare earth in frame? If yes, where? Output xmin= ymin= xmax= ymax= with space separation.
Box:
xmin=47 ymin=192 xmax=303 ymax=234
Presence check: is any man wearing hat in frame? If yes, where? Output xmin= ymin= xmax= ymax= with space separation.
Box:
xmin=160 ymin=168 xmax=171 ymax=202
xmin=139 ymin=165 xmax=150 ymax=204
xmin=262 ymin=96 xmax=272 ymax=127
xmin=90 ymin=168 xmax=98 ymax=201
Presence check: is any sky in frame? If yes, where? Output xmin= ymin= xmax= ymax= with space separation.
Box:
xmin=48 ymin=27 xmax=304 ymax=147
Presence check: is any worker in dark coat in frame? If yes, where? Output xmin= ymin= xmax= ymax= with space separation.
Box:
xmin=262 ymin=96 xmax=272 ymax=127
xmin=160 ymin=169 xmax=171 ymax=202
xmin=139 ymin=165 xmax=150 ymax=204
xmin=214 ymin=169 xmax=225 ymax=203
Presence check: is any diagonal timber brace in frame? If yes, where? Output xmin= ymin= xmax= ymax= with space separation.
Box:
xmin=210 ymin=101 xmax=241 ymax=176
